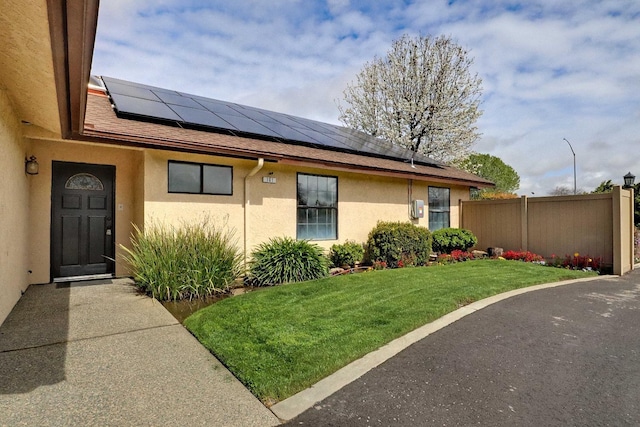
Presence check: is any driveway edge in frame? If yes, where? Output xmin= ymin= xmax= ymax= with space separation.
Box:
xmin=271 ymin=275 xmax=612 ymax=421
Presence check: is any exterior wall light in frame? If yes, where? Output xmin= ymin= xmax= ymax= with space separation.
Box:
xmin=623 ymin=172 xmax=635 ymax=189
xmin=25 ymin=156 xmax=39 ymax=175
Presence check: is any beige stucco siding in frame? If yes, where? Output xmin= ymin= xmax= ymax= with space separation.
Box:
xmin=0 ymin=89 xmax=31 ymax=324
xmin=0 ymin=0 xmax=61 ymax=135
xmin=143 ymin=150 xmax=470 ymax=259
xmin=27 ymin=139 xmax=143 ymax=284
xmin=142 ymin=149 xmax=251 ymax=238
xmin=18 ymin=142 xmax=472 ymax=292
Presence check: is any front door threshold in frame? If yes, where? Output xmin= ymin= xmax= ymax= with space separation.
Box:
xmin=53 ymin=273 xmax=114 ymax=283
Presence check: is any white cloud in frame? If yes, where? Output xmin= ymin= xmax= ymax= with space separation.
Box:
xmin=91 ymin=0 xmax=640 ymax=195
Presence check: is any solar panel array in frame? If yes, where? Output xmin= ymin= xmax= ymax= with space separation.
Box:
xmin=101 ymin=76 xmax=441 ymax=167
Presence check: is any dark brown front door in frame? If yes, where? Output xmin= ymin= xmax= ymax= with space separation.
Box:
xmin=51 ymin=162 xmax=115 ymax=279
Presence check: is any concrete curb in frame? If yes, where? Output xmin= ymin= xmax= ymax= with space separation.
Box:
xmin=270 ymin=274 xmax=612 ymax=421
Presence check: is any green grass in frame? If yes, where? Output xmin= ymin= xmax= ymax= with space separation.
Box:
xmin=184 ymin=260 xmax=596 ymax=403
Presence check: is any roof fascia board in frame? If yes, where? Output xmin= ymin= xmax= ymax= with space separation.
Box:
xmin=278 ymin=158 xmax=494 ymax=188
xmin=47 ymin=0 xmax=100 ymax=139
xmin=81 ymin=128 xmax=492 ymax=188
xmin=80 ymin=129 xmax=281 ymax=162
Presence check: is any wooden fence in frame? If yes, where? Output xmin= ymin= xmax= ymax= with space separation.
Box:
xmin=460 ymin=186 xmax=635 ymax=275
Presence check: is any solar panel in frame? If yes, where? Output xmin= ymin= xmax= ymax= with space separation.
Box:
xmin=295 ymin=128 xmax=353 ymax=151
xmin=255 ymin=120 xmax=311 ymax=142
xmin=215 ymin=113 xmax=282 ymax=138
xmin=100 ymin=76 xmax=443 ymax=166
xmin=153 ymin=91 xmax=205 ymax=109
xmin=110 ymin=92 xmax=182 ymax=122
xmin=104 ymin=80 xmax=161 ymax=102
xmin=170 ymin=105 xmax=234 ymax=129
xmin=194 ymin=99 xmax=246 ymax=117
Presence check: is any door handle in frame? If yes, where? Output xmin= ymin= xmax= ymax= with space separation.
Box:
xmin=106 ymin=229 xmax=112 ymax=236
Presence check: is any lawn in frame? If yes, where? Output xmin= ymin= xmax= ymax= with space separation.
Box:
xmin=184 ymin=260 xmax=596 ymax=404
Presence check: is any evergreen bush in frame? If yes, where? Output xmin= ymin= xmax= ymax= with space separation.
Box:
xmin=365 ymin=221 xmax=432 ymax=268
xmin=329 ymin=240 xmax=365 ymax=268
xmin=248 ymin=237 xmax=329 ymax=286
xmin=432 ymin=228 xmax=478 ymax=254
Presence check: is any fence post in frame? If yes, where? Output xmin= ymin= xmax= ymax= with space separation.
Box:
xmin=520 ymin=195 xmax=528 ymax=251
xmin=611 ymin=186 xmax=634 ymax=275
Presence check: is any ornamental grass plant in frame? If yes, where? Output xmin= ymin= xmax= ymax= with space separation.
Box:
xmin=120 ymin=217 xmax=242 ymax=301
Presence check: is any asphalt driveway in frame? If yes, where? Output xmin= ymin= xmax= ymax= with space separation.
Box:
xmin=287 ymin=270 xmax=640 ymax=426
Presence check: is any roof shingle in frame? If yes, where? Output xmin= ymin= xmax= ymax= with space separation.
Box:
xmin=82 ymin=87 xmax=493 ymax=188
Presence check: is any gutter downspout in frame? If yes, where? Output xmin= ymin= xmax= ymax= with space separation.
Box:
xmin=244 ymin=158 xmax=264 ymax=269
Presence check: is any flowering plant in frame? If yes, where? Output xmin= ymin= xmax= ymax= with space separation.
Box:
xmin=372 ymin=260 xmax=387 ymax=270
xmin=502 ymin=250 xmax=544 ymax=263
xmin=561 ymin=253 xmax=601 ymax=271
xmin=450 ymin=249 xmax=475 ymax=262
xmin=436 ymin=250 xmax=475 ymax=264
xmin=437 ymin=254 xmax=454 ymax=264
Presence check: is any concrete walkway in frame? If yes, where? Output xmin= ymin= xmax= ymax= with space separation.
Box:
xmin=0 ymin=278 xmax=279 ymax=426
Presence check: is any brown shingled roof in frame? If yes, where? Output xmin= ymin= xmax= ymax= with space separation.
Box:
xmin=82 ymin=92 xmax=494 ymax=188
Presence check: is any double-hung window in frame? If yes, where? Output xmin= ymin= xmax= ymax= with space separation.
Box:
xmin=168 ymin=161 xmax=232 ymax=195
xmin=297 ymin=173 xmax=337 ymax=240
xmin=428 ymin=186 xmax=450 ymax=231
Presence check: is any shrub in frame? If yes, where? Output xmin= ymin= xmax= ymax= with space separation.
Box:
xmin=437 ymin=250 xmax=475 ymax=265
xmin=450 ymin=249 xmax=475 ymax=262
xmin=329 ymin=240 xmax=365 ymax=268
xmin=432 ymin=228 xmax=478 ymax=254
xmin=437 ymin=253 xmax=454 ymax=264
xmin=248 ymin=237 xmax=329 ymax=286
xmin=502 ymin=250 xmax=543 ymax=263
xmin=365 ymin=221 xmax=432 ymax=268
xmin=558 ymin=253 xmax=602 ymax=271
xmin=120 ymin=217 xmax=242 ymax=301
xmin=372 ymin=260 xmax=387 ymax=270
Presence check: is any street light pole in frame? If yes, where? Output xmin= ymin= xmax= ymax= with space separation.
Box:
xmin=563 ymin=138 xmax=576 ymax=195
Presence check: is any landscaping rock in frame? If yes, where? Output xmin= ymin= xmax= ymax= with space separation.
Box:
xmin=472 ymin=250 xmax=488 ymax=258
xmin=487 ymin=247 xmax=504 ymax=257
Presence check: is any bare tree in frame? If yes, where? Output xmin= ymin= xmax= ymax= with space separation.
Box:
xmin=550 ymin=186 xmax=586 ymax=196
xmin=338 ymin=34 xmax=483 ymax=163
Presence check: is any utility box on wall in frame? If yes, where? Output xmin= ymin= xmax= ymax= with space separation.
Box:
xmin=411 ymin=199 xmax=425 ymax=219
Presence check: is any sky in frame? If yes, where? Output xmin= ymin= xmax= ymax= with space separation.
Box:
xmin=91 ymin=0 xmax=640 ymax=196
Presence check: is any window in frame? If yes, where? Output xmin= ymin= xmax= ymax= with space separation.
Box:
xmin=168 ymin=161 xmax=232 ymax=195
xmin=297 ymin=173 xmax=337 ymax=240
xmin=428 ymin=187 xmax=450 ymax=231
xmin=65 ymin=173 xmax=104 ymax=191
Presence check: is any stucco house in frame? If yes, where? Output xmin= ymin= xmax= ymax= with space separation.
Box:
xmin=0 ymin=1 xmax=492 ymax=325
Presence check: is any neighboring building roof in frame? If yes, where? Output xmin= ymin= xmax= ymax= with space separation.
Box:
xmin=83 ymin=76 xmax=494 ymax=188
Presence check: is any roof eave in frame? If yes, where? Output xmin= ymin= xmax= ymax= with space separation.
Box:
xmin=47 ymin=0 xmax=100 ymax=139
xmin=81 ymin=127 xmax=494 ymax=188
